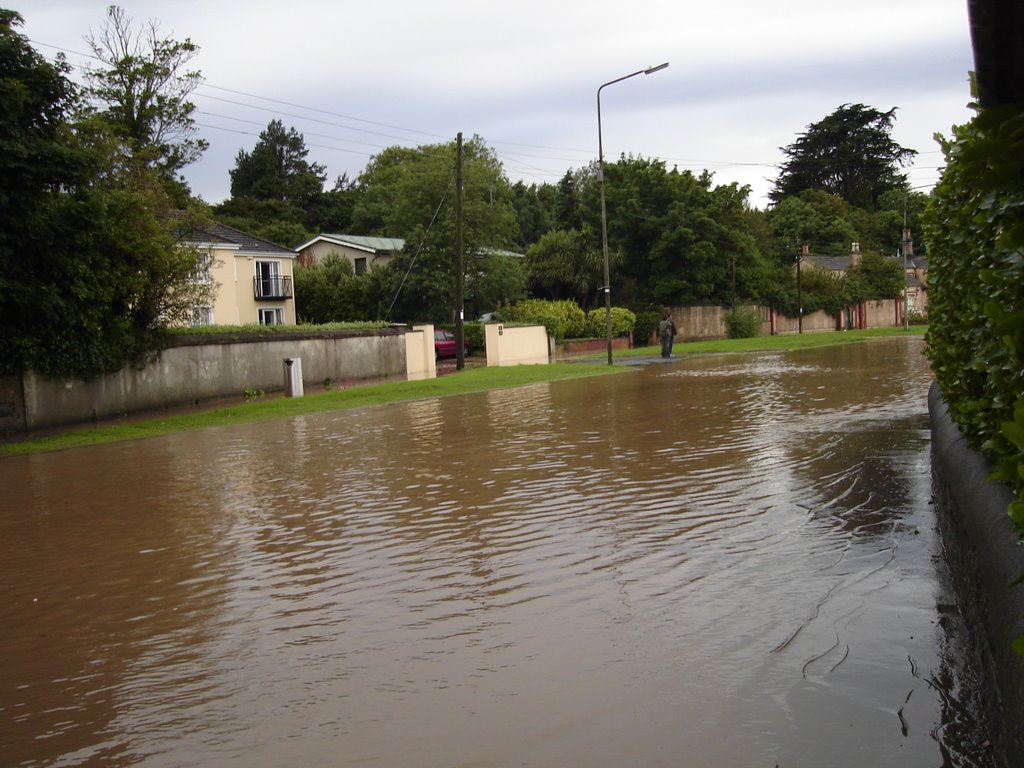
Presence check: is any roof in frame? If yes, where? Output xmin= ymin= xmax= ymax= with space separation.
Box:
xmin=480 ymin=247 xmax=526 ymax=259
xmin=193 ymin=222 xmax=295 ymax=257
xmin=296 ymin=234 xmax=405 ymax=254
xmin=802 ymin=254 xmax=853 ymax=272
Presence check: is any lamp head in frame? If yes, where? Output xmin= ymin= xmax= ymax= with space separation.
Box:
xmin=644 ymin=62 xmax=669 ymax=75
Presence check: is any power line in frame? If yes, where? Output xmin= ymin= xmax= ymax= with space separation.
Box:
xmin=25 ymin=35 xmax=945 ymax=195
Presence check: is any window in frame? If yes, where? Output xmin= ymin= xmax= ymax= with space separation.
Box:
xmin=259 ymin=308 xmax=284 ymax=325
xmin=354 ymin=257 xmax=367 ymax=275
xmin=192 ymin=251 xmax=214 ymax=284
xmin=191 ymin=305 xmax=213 ymax=326
xmin=255 ymin=260 xmax=282 ymax=298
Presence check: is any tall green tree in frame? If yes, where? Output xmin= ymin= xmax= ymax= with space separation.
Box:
xmin=1 ymin=10 xmax=213 ymax=378
xmin=229 ymin=119 xmax=326 ymax=204
xmin=83 ymin=5 xmax=206 ymax=198
xmin=510 ymin=180 xmax=557 ymax=249
xmin=766 ymin=191 xmax=858 ymax=259
xmin=556 ymin=169 xmax=583 ymax=230
xmin=525 ymin=228 xmax=604 ymax=308
xmin=845 ymin=250 xmax=905 ymax=301
xmin=579 ymin=156 xmax=767 ymax=307
xmin=353 ymin=136 xmax=517 ymax=322
xmin=770 ymin=104 xmax=916 ymax=210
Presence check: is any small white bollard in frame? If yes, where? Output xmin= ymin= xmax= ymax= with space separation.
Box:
xmin=284 ymin=357 xmax=303 ymax=397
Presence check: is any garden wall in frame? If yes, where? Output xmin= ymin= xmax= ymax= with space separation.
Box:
xmin=0 ymin=328 xmax=423 ymax=433
xmin=930 ymin=382 xmax=1024 ymax=768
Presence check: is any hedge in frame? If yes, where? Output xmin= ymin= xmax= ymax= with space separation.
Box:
xmin=924 ymin=101 xmax=1024 ymax=654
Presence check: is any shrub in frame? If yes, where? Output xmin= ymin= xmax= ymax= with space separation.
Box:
xmin=504 ymin=299 xmax=586 ymax=340
xmin=924 ymin=102 xmax=1024 ymax=653
xmin=584 ymin=307 xmax=637 ymax=339
xmin=633 ymin=311 xmax=661 ymax=347
xmin=725 ymin=307 xmax=761 ymax=339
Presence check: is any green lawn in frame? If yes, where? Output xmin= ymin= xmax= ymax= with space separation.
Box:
xmin=0 ymin=363 xmax=632 ymax=458
xmin=599 ymin=325 xmax=927 ymax=359
xmin=1 ymin=325 xmax=927 ymax=458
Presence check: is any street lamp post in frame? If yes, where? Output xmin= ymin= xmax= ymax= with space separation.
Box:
xmin=797 ymin=244 xmax=807 ymax=334
xmin=597 ymin=62 xmax=668 ymax=365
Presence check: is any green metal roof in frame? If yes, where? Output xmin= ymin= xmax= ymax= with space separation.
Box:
xmin=320 ymin=234 xmax=405 ymax=252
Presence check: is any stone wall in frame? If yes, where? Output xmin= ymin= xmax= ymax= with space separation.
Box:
xmin=1 ymin=328 xmax=417 ymax=433
xmin=929 ymin=381 xmax=1024 ymax=768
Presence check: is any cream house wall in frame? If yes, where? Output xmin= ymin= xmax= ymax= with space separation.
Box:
xmin=206 ymin=245 xmax=296 ymax=325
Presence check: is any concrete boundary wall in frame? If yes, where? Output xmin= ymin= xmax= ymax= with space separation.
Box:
xmin=3 ymin=329 xmax=426 ymax=432
xmin=665 ymin=300 xmax=904 ymax=340
xmin=929 ymin=381 xmax=1024 ymax=767
xmin=484 ymin=324 xmax=549 ymax=366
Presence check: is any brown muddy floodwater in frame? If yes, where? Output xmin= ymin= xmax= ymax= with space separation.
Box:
xmin=1 ymin=337 xmax=993 ymax=767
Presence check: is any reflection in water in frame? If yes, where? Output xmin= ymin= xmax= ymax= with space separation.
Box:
xmin=0 ymin=337 xmax=991 ymax=767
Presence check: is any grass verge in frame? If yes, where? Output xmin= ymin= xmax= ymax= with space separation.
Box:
xmin=2 ymin=326 xmax=927 ymax=458
xmin=595 ymin=325 xmax=927 ymax=359
xmin=0 ymin=364 xmax=631 ymax=458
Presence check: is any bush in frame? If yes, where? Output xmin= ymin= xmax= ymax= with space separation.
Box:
xmin=725 ymin=307 xmax=761 ymax=339
xmin=633 ymin=311 xmax=661 ymax=347
xmin=504 ymin=299 xmax=586 ymax=340
xmin=584 ymin=307 xmax=636 ymax=339
xmin=924 ymin=102 xmax=1024 ymax=654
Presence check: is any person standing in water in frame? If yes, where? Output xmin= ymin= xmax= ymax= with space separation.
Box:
xmin=658 ymin=309 xmax=676 ymax=358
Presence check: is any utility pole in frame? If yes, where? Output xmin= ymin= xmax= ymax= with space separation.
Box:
xmin=455 ymin=132 xmax=465 ymax=371
xmin=902 ymin=196 xmax=910 ymax=331
xmin=797 ymin=244 xmax=806 ymax=333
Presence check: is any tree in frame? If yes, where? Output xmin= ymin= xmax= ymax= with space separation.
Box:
xmin=524 ymin=229 xmax=604 ymax=308
xmin=353 ymin=136 xmax=518 ymax=322
xmin=766 ymin=191 xmax=858 ymax=259
xmin=770 ymin=104 xmax=916 ymax=210
xmin=229 ymin=119 xmax=326 ymax=204
xmin=83 ymin=5 xmax=206 ymax=196
xmin=0 ymin=11 xmax=213 ymax=378
xmin=467 ymin=251 xmax=527 ymax=317
xmin=510 ymin=180 xmax=557 ymax=249
xmin=845 ymin=251 xmax=904 ymax=301
xmin=294 ymin=255 xmax=369 ymax=323
xmin=556 ymin=170 xmax=583 ymax=230
xmin=578 ymin=156 xmax=768 ymax=307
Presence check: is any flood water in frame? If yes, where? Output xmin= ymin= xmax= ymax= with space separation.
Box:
xmin=1 ymin=337 xmax=992 ymax=767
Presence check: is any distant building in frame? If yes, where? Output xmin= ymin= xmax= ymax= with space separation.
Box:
xmin=296 ymin=234 xmax=405 ymax=274
xmin=188 ymin=223 xmax=297 ymax=326
xmin=900 ymin=228 xmax=928 ymax=315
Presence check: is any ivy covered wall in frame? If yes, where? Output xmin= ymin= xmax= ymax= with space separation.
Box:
xmin=924 ymin=102 xmax=1024 ymax=605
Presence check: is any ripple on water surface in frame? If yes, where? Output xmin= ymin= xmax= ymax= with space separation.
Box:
xmin=0 ymin=338 xmax=992 ymax=767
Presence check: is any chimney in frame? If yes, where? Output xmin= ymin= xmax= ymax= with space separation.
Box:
xmin=903 ymin=228 xmax=914 ymax=258
xmin=850 ymin=242 xmax=861 ymax=267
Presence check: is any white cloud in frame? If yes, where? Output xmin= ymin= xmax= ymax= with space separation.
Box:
xmin=16 ymin=0 xmax=976 ymax=208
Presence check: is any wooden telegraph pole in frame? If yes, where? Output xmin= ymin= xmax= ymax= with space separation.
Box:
xmin=455 ymin=132 xmax=465 ymax=371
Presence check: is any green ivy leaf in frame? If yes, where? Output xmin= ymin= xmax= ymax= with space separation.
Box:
xmin=1010 ymin=500 xmax=1024 ymax=528
xmin=1003 ymin=421 xmax=1024 ymax=450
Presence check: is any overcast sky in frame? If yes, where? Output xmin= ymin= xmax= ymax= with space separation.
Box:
xmin=16 ymin=0 xmax=976 ymax=210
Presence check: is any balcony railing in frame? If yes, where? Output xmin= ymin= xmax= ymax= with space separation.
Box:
xmin=253 ymin=276 xmax=293 ymax=300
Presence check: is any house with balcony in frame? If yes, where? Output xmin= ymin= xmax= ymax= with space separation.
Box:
xmin=296 ymin=234 xmax=405 ymax=274
xmin=189 ymin=223 xmax=297 ymax=326
xmin=900 ymin=229 xmax=928 ymax=315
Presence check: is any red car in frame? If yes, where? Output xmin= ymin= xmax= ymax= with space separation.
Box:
xmin=434 ymin=329 xmax=471 ymax=359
